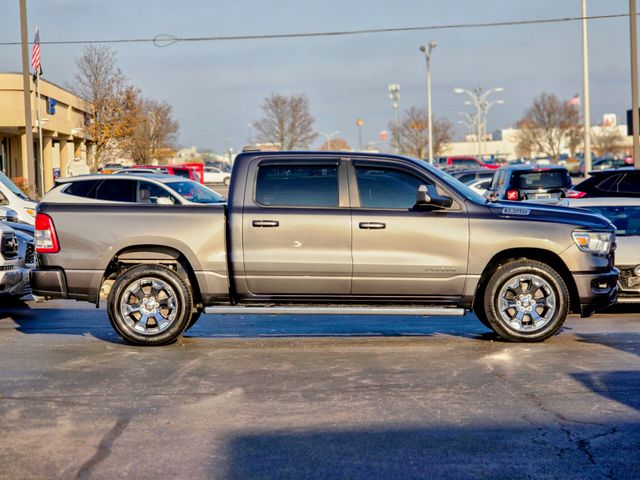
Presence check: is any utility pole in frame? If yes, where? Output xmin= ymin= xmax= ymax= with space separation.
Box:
xmin=582 ymin=0 xmax=592 ymax=174
xmin=631 ymin=0 xmax=640 ymax=168
xmin=19 ymin=0 xmax=35 ymax=189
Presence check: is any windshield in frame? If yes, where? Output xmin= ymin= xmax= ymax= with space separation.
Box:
xmin=417 ymin=160 xmax=488 ymax=204
xmin=165 ymin=180 xmax=225 ymax=204
xmin=583 ymin=205 xmax=640 ymax=236
xmin=513 ymin=170 xmax=571 ymax=189
xmin=0 ymin=171 xmax=33 ymax=201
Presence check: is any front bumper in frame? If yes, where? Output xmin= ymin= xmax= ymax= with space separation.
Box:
xmin=573 ymin=268 xmax=619 ymax=317
xmin=29 ymin=268 xmax=68 ymax=299
xmin=0 ymin=267 xmax=25 ymax=296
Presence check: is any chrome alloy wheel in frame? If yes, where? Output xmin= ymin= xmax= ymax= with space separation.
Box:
xmin=119 ymin=277 xmax=178 ymax=335
xmin=497 ymin=274 xmax=557 ymax=332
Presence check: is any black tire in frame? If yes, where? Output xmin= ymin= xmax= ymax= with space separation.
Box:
xmin=473 ymin=305 xmax=492 ymax=329
xmin=185 ymin=311 xmax=202 ymax=331
xmin=482 ymin=259 xmax=569 ymax=342
xmin=107 ymin=264 xmax=192 ymax=346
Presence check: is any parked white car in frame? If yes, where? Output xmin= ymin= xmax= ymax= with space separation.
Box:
xmin=562 ymin=197 xmax=640 ymax=303
xmin=0 ymin=171 xmax=37 ymax=225
xmin=203 ymin=166 xmax=231 ymax=185
xmin=0 ymin=222 xmax=34 ymax=300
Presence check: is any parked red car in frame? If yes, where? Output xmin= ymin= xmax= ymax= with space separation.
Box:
xmin=435 ymin=156 xmax=500 ymax=170
xmin=130 ymin=164 xmax=204 ymax=184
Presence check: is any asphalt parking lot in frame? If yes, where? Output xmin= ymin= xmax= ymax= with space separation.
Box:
xmin=0 ymin=301 xmax=639 ymax=479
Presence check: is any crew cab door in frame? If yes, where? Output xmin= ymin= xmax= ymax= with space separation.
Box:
xmin=240 ymin=158 xmax=352 ymax=295
xmin=349 ymin=160 xmax=469 ymax=298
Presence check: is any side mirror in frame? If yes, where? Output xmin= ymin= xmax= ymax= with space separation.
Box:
xmin=416 ymin=184 xmax=453 ymax=209
xmin=0 ymin=208 xmax=19 ymax=223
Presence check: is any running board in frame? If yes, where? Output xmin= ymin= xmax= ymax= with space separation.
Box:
xmin=204 ymin=306 xmax=466 ymax=316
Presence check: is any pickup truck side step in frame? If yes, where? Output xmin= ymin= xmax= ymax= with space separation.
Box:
xmin=204 ymin=306 xmax=466 ymax=316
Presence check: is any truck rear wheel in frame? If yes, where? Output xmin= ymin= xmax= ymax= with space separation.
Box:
xmin=107 ymin=264 xmax=192 ymax=346
xmin=483 ymin=259 xmax=569 ymax=342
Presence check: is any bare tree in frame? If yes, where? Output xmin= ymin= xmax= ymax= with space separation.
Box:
xmin=69 ymin=45 xmax=127 ymax=168
xmin=514 ymin=93 xmax=582 ymax=161
xmin=389 ymin=107 xmax=453 ymax=159
xmin=125 ymin=97 xmax=179 ymax=164
xmin=318 ymin=138 xmax=351 ymax=151
xmin=253 ymin=94 xmax=318 ymax=149
xmin=592 ymin=126 xmax=625 ymax=157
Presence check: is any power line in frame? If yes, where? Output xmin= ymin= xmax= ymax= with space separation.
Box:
xmin=0 ymin=13 xmax=633 ymax=47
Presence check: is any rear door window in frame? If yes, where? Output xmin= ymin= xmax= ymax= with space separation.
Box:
xmin=616 ymin=173 xmax=640 ymax=194
xmin=94 ymin=179 xmax=137 ymax=202
xmin=64 ymin=180 xmax=100 ymax=198
xmin=256 ymin=164 xmax=338 ymax=207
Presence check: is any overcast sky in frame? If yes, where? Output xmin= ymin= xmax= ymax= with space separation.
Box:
xmin=0 ymin=0 xmax=636 ymax=153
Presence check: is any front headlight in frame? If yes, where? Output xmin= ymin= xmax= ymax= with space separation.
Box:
xmin=572 ymin=230 xmax=614 ymax=255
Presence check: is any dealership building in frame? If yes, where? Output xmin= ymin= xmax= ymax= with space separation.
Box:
xmin=0 ymin=72 xmax=93 ymax=193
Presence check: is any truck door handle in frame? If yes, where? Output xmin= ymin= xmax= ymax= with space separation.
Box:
xmin=359 ymin=222 xmax=386 ymax=230
xmin=252 ymin=220 xmax=279 ymax=228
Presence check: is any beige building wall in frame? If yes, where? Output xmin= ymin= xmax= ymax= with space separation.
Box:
xmin=0 ymin=72 xmax=93 ymax=194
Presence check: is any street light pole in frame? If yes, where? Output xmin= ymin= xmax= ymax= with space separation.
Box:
xmin=420 ymin=42 xmax=437 ymax=164
xmin=388 ymin=84 xmax=400 ymax=153
xmin=19 ymin=0 xmax=35 ymax=190
xmin=454 ymin=87 xmax=504 ymax=161
xmin=319 ymin=130 xmax=339 ymax=151
xmin=582 ymin=0 xmax=592 ymax=174
xmin=630 ymin=0 xmax=640 ymax=168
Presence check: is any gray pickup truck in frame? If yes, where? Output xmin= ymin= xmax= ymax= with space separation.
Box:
xmin=31 ymin=151 xmax=618 ymax=345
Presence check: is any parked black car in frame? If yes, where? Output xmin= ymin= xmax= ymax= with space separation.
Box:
xmin=485 ymin=165 xmax=572 ymax=203
xmin=567 ymin=168 xmax=640 ymax=198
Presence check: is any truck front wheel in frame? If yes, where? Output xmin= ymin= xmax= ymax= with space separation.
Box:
xmin=483 ymin=259 xmax=569 ymax=342
xmin=107 ymin=264 xmax=192 ymax=346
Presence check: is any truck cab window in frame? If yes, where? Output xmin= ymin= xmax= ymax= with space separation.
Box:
xmin=355 ymin=166 xmax=427 ymax=209
xmin=256 ymin=165 xmax=338 ymax=207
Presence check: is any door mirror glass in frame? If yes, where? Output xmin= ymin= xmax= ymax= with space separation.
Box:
xmin=416 ymin=184 xmax=452 ymax=209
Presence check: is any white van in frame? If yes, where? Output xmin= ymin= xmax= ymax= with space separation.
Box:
xmin=0 ymin=171 xmax=37 ymax=225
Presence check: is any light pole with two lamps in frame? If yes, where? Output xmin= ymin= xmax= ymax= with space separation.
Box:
xmin=419 ymin=42 xmax=437 ymax=164
xmin=453 ymin=87 xmax=504 ymax=160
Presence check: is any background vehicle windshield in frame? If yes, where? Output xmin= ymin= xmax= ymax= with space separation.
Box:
xmin=0 ymin=171 xmax=33 ymax=201
xmin=513 ymin=170 xmax=571 ymax=189
xmin=165 ymin=180 xmax=225 ymax=204
xmin=584 ymin=206 xmax=640 ymax=236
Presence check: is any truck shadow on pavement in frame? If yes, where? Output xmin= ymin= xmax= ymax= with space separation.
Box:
xmin=214 ymin=423 xmax=640 ymax=480
xmin=1 ymin=303 xmax=505 ymax=343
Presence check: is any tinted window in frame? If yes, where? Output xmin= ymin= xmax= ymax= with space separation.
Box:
xmin=256 ymin=165 xmax=338 ymax=207
xmin=356 ymin=166 xmax=425 ymax=209
xmin=64 ymin=180 xmax=100 ymax=198
xmin=595 ymin=173 xmax=622 ymax=193
xmin=137 ymin=181 xmax=178 ymax=204
xmin=512 ymin=170 xmax=571 ymax=189
xmin=165 ymin=180 xmax=225 ymax=204
xmin=94 ymin=179 xmax=136 ymax=202
xmin=172 ymin=168 xmax=192 ymax=179
xmin=457 ymin=173 xmax=475 ymax=184
xmin=586 ymin=206 xmax=640 ymax=236
xmin=617 ymin=173 xmax=640 ymax=194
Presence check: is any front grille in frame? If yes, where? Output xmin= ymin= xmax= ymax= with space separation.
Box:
xmin=25 ymin=242 xmax=35 ymax=266
xmin=619 ymin=267 xmax=640 ymax=290
xmin=0 ymin=265 xmax=14 ymax=271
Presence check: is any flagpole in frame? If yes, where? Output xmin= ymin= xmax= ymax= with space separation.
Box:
xmin=581 ymin=0 xmax=592 ymax=175
xmin=35 ymin=26 xmax=44 ymax=196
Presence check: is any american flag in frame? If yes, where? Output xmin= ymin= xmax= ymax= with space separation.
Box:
xmin=31 ymin=27 xmax=42 ymax=76
xmin=566 ymin=94 xmax=580 ymax=107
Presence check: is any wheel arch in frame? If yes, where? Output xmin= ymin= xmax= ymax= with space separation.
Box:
xmin=473 ymin=247 xmax=580 ymax=314
xmin=99 ymin=245 xmax=202 ymax=308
